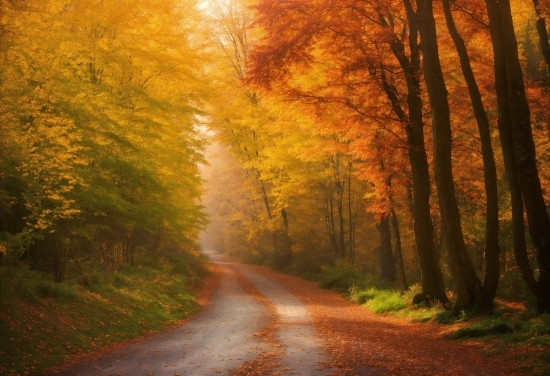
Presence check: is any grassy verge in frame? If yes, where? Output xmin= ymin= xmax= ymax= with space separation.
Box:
xmin=347 ymin=284 xmax=550 ymax=375
xmin=0 ymin=254 xmax=208 ymax=376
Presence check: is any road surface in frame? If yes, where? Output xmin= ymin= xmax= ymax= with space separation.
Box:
xmin=57 ymin=251 xmax=330 ymax=375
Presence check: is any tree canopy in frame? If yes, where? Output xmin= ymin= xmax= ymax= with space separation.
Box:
xmin=202 ymin=0 xmax=550 ymax=313
xmin=0 ymin=0 xmax=209 ymax=273
xmin=2 ymin=0 xmax=550 ymax=314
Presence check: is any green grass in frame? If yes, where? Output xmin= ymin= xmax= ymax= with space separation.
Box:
xmin=445 ymin=310 xmax=550 ymax=375
xmin=347 ymin=283 xmax=550 ymax=375
xmin=0 ymin=256 xmax=207 ymax=376
xmin=349 ymin=286 xmax=407 ymax=313
xmin=366 ymin=290 xmax=407 ymax=313
xmin=319 ymin=260 xmax=366 ymax=292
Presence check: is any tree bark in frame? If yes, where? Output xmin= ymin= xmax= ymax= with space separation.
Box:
xmin=377 ymin=214 xmax=396 ymax=283
xmin=279 ymin=207 xmax=292 ymax=267
xmin=348 ymin=163 xmax=356 ymax=263
xmin=485 ymin=0 xmax=550 ymax=312
xmin=441 ymin=0 xmax=500 ymax=311
xmin=416 ymin=0 xmax=483 ymax=311
xmin=377 ymin=2 xmax=449 ymax=304
xmin=531 ymin=0 xmax=550 ymax=81
xmin=337 ymin=181 xmax=346 ymax=259
xmin=391 ymin=207 xmax=408 ymax=290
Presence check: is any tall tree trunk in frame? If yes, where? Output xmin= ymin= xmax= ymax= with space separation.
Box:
xmin=279 ymin=207 xmax=292 ymax=267
xmin=377 ymin=214 xmax=396 ymax=283
xmin=337 ymin=183 xmax=346 ymax=259
xmin=485 ymin=0 xmax=550 ymax=312
xmin=260 ymin=182 xmax=272 ymax=220
xmin=391 ymin=207 xmax=408 ymax=290
xmin=377 ymin=2 xmax=449 ymax=305
xmin=348 ymin=164 xmax=355 ymax=263
xmin=129 ymin=231 xmax=136 ymax=266
xmin=327 ymin=195 xmax=339 ymax=256
xmin=333 ymin=156 xmax=346 ymax=258
xmin=531 ymin=0 xmax=550 ymax=81
xmin=441 ymin=0 xmax=500 ymax=311
xmin=484 ymin=0 xmax=535 ymax=297
xmin=416 ymin=0 xmax=483 ymax=311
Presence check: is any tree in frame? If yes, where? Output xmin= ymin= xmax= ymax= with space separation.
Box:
xmin=530 ymin=0 xmax=550 ymax=80
xmin=485 ymin=0 xmax=550 ymax=313
xmin=416 ymin=0 xmax=486 ymax=312
xmin=441 ymin=0 xmax=500 ymax=310
xmin=247 ymin=0 xmax=449 ymax=304
xmin=0 ymin=0 xmax=210 ymax=272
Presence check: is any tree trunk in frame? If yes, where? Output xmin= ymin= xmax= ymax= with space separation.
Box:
xmin=348 ymin=164 xmax=356 ymax=263
xmin=531 ymin=0 xmax=550 ymax=81
xmin=129 ymin=230 xmax=136 ymax=266
xmin=416 ymin=0 xmax=483 ymax=311
xmin=260 ymin=183 xmax=273 ymax=220
xmin=485 ymin=0 xmax=535 ymax=297
xmin=485 ymin=0 xmax=550 ymax=312
xmin=441 ymin=0 xmax=500 ymax=311
xmin=278 ymin=207 xmax=292 ymax=268
xmin=391 ymin=207 xmax=408 ymax=290
xmin=337 ymin=183 xmax=346 ymax=259
xmin=326 ymin=195 xmax=339 ymax=256
xmin=377 ymin=2 xmax=449 ymax=304
xmin=377 ymin=214 xmax=395 ymax=283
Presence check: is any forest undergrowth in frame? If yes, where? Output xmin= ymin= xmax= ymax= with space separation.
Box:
xmin=0 ymin=254 xmax=210 ymax=376
xmin=319 ymin=261 xmax=550 ymax=375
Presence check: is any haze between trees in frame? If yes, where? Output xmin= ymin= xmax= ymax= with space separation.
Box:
xmin=1 ymin=0 xmax=550 ymax=365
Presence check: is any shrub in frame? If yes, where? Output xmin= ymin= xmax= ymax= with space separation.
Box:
xmin=111 ymin=273 xmax=128 ymax=288
xmin=366 ymin=290 xmax=407 ymax=313
xmin=349 ymin=285 xmax=407 ymax=313
xmin=90 ymin=273 xmax=101 ymax=285
xmin=35 ymin=279 xmax=78 ymax=301
xmin=497 ymin=270 xmax=536 ymax=308
xmin=35 ymin=280 xmax=56 ymax=297
xmin=320 ymin=259 xmax=364 ymax=292
xmin=78 ymin=272 xmax=101 ymax=287
xmin=349 ymin=286 xmax=379 ymax=305
xmin=451 ymin=323 xmax=514 ymax=339
xmin=527 ymin=314 xmax=550 ymax=336
xmin=435 ymin=306 xmax=478 ymax=324
xmin=14 ymin=274 xmax=38 ymax=303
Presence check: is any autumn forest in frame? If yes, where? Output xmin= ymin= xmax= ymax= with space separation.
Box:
xmin=204 ymin=0 xmax=550 ymax=315
xmin=1 ymin=0 xmax=550 ymax=372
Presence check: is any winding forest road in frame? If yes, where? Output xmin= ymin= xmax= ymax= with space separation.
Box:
xmin=54 ymin=251 xmax=525 ymax=376
xmin=56 ymin=251 xmax=332 ymax=376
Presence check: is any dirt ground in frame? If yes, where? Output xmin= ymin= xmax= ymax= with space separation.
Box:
xmin=246 ymin=264 xmax=523 ymax=375
xmin=52 ymin=252 xmax=526 ymax=375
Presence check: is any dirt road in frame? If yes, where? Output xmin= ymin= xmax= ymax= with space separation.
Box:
xmin=54 ymin=252 xmax=524 ymax=375
xmin=55 ymin=251 xmax=331 ymax=376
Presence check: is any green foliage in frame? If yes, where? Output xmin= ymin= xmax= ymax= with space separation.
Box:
xmin=320 ymin=259 xmax=365 ymax=292
xmin=349 ymin=285 xmax=407 ymax=313
xmin=0 ymin=0 xmax=209 ymax=265
xmin=13 ymin=273 xmax=39 ymax=304
xmin=435 ymin=310 xmax=464 ymax=324
xmin=77 ymin=272 xmax=101 ymax=287
xmin=497 ymin=269 xmax=537 ymax=307
xmin=34 ymin=279 xmax=79 ymax=301
xmin=349 ymin=286 xmax=379 ymax=305
xmin=111 ymin=273 xmax=129 ymax=288
xmin=527 ymin=314 xmax=550 ymax=338
xmin=347 ymin=280 xmax=549 ymax=374
xmin=291 ymin=245 xmax=335 ymax=280
xmin=447 ymin=310 xmax=550 ymax=343
xmin=0 ymin=254 xmax=206 ymax=376
xmin=450 ymin=322 xmax=514 ymax=339
xmin=388 ymin=284 xmax=448 ymax=322
xmin=366 ymin=290 xmax=407 ymax=313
